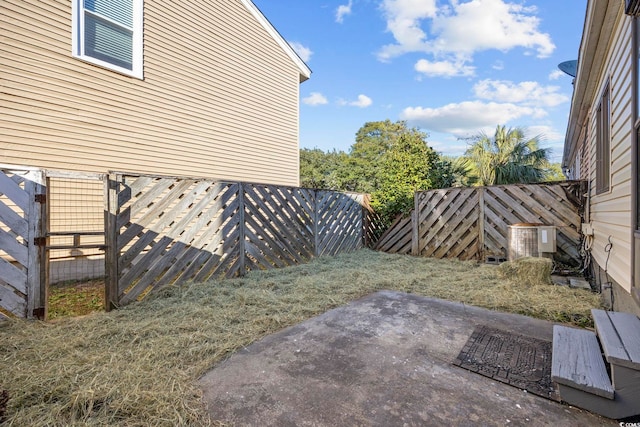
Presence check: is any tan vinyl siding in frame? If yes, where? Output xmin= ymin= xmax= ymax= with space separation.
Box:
xmin=1 ymin=0 xmax=302 ymax=186
xmin=587 ymin=13 xmax=634 ymax=292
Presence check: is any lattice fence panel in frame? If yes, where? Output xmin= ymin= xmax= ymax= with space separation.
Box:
xmin=108 ymin=174 xmax=372 ymax=307
xmin=316 ymin=191 xmax=364 ymax=256
xmin=348 ymin=193 xmax=385 ymax=248
xmin=243 ymin=184 xmax=315 ymax=271
xmin=417 ymin=188 xmax=481 ymax=261
xmin=375 ymin=182 xmax=585 ymax=265
xmin=0 ymin=167 xmax=45 ymax=318
xmin=483 ymin=184 xmax=583 ymax=263
xmin=374 ymin=214 xmax=413 ymax=254
xmin=108 ymin=175 xmax=242 ymax=307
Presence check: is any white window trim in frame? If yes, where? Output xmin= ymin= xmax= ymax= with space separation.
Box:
xmin=72 ymin=0 xmax=144 ymax=79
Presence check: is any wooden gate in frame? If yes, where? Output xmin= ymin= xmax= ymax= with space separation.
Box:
xmin=376 ymin=182 xmax=586 ymax=265
xmin=0 ymin=166 xmax=46 ymax=319
xmin=106 ymin=173 xmax=373 ymax=308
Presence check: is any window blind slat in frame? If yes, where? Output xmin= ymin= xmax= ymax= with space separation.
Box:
xmin=84 ymin=0 xmax=132 ymax=27
xmin=85 ymin=14 xmax=133 ymax=70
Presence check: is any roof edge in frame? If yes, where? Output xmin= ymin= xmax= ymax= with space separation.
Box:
xmin=241 ymin=0 xmax=312 ymax=83
xmin=563 ymin=0 xmax=621 ymax=168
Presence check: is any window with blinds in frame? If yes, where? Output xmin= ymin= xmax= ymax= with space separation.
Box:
xmin=72 ymin=0 xmax=143 ymax=79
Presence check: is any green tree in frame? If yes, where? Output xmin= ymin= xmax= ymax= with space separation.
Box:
xmin=543 ymin=162 xmax=566 ymax=182
xmin=431 ymin=155 xmax=476 ymax=188
xmin=339 ymin=120 xmax=428 ymax=193
xmin=464 ymin=125 xmax=551 ymax=186
xmin=299 ymin=119 xmax=455 ymax=225
xmin=371 ymin=132 xmax=439 ymax=221
xmin=299 ymin=148 xmax=347 ymax=189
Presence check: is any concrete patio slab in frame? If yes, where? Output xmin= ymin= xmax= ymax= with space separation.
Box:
xmin=200 ymin=291 xmax=616 ymax=426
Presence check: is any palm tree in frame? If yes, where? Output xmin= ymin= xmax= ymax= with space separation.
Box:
xmin=464 ymin=125 xmax=550 ymax=186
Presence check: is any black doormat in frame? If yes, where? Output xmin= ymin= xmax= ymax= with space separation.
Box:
xmin=453 ymin=325 xmax=559 ymax=401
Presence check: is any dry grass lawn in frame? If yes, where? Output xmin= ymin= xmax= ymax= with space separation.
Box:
xmin=0 ymin=250 xmax=602 ymax=426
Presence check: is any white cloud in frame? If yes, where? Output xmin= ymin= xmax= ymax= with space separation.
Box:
xmin=548 ymin=69 xmax=565 ymax=80
xmin=303 ymin=92 xmax=329 ymax=106
xmin=473 ymin=79 xmax=569 ymax=107
xmin=415 ymin=58 xmax=475 ymax=78
xmin=339 ymin=94 xmax=373 ymax=108
xmin=336 ymin=0 xmax=353 ymax=23
xmin=492 ymin=60 xmax=505 ymax=70
xmin=526 ymin=125 xmax=563 ymax=142
xmin=350 ymin=94 xmax=373 ymax=108
xmin=400 ymin=101 xmax=546 ymax=136
xmin=526 ymin=125 xmax=566 ymax=160
xmin=289 ymin=41 xmax=313 ymax=62
xmin=378 ymin=0 xmax=555 ymax=63
xmin=378 ymin=0 xmax=437 ymax=61
xmin=431 ymin=0 xmax=555 ymax=58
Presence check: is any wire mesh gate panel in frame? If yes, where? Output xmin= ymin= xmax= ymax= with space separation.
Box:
xmin=0 ymin=166 xmax=46 ymax=319
xmin=46 ymin=171 xmax=106 ymax=285
xmin=106 ymin=173 xmax=372 ymax=308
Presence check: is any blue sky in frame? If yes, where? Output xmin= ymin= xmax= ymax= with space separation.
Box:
xmin=252 ymin=0 xmax=586 ymax=163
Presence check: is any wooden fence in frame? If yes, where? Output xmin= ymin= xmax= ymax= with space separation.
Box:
xmin=0 ymin=166 xmax=46 ymax=319
xmin=106 ymin=173 xmax=378 ymax=308
xmin=0 ymin=166 xmax=378 ymax=317
xmin=376 ymin=182 xmax=586 ymax=265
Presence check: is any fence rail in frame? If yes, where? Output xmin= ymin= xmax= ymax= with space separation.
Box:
xmin=106 ymin=173 xmax=378 ymax=308
xmin=376 ymin=182 xmax=586 ymax=265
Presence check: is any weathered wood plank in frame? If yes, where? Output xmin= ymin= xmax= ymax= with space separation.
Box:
xmin=592 ymin=309 xmax=631 ymax=367
xmin=0 ymin=256 xmax=28 ymax=294
xmin=0 ymin=171 xmax=29 ymax=211
xmin=551 ymin=325 xmax=614 ymax=399
xmin=594 ymin=309 xmax=640 ymax=369
xmin=0 ymin=201 xmax=28 ymax=238
xmin=0 ymin=227 xmax=28 ymax=266
xmin=607 ymin=311 xmax=640 ymax=367
xmin=0 ymin=282 xmax=26 ymax=317
xmin=25 ymin=171 xmax=45 ymax=319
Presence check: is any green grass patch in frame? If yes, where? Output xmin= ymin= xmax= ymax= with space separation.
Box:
xmin=0 ymin=250 xmax=602 ymax=426
xmin=48 ymin=279 xmax=105 ymax=320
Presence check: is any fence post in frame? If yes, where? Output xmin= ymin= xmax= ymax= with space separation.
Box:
xmin=237 ymin=182 xmax=246 ymax=276
xmin=104 ymin=174 xmax=119 ymax=311
xmin=313 ymin=190 xmax=320 ymax=257
xmin=25 ymin=169 xmax=47 ymax=319
xmin=360 ymin=194 xmax=368 ymax=248
xmin=478 ymin=188 xmax=485 ymax=262
xmin=411 ymin=192 xmax=420 ymax=256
